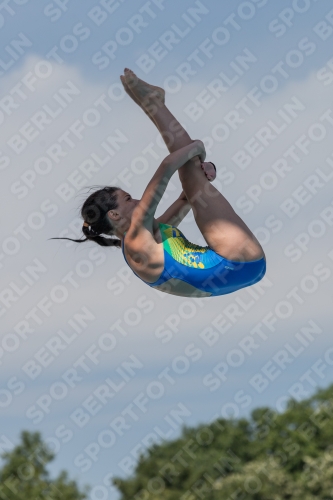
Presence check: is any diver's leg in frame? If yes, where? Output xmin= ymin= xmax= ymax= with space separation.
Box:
xmin=121 ymin=70 xmax=264 ymax=262
xmin=121 ymin=71 xmax=216 ymax=180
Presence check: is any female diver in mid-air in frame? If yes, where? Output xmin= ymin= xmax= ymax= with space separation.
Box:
xmin=52 ymin=69 xmax=266 ymax=297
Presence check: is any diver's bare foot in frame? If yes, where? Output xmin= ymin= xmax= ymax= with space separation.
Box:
xmin=122 ymin=68 xmax=165 ymax=108
xmin=201 ymin=161 xmax=216 ymax=182
xmin=120 ymin=75 xmax=156 ymax=121
xmin=120 ymin=75 xmax=142 ymax=107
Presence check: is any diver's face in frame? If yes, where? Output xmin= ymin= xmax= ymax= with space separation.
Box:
xmin=115 ymin=189 xmax=140 ymax=223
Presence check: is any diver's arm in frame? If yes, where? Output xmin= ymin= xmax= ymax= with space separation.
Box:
xmin=163 ymin=140 xmax=206 ymax=174
xmin=156 ymin=191 xmax=191 ymax=227
xmin=129 ymin=142 xmax=205 ymax=236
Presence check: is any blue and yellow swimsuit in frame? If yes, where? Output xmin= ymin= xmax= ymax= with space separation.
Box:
xmin=121 ymin=223 xmax=266 ymax=297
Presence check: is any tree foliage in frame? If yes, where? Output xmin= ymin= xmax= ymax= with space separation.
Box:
xmin=112 ymin=384 xmax=333 ymax=499
xmin=0 ymin=431 xmax=90 ymax=500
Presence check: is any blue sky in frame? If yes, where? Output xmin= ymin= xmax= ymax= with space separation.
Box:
xmin=1 ymin=1 xmax=333 ymax=499
xmin=2 ymin=0 xmax=332 ymax=85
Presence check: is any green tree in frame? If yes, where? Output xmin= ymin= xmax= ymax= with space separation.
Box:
xmin=112 ymin=383 xmax=333 ymax=499
xmin=0 ymin=431 xmax=90 ymax=500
